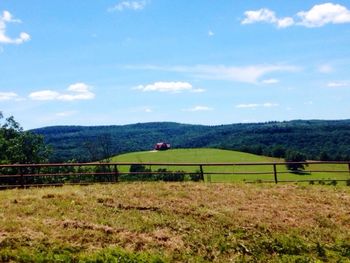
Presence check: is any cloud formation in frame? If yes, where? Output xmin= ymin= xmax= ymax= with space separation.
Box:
xmin=128 ymin=64 xmax=298 ymax=84
xmin=297 ymin=3 xmax=350 ymax=27
xmin=29 ymin=83 xmax=95 ymax=101
xmin=194 ymin=65 xmax=296 ymax=83
xmin=55 ymin=111 xmax=77 ymax=117
xmin=236 ymin=103 xmax=279 ymax=109
xmin=0 ymin=10 xmax=30 ymax=44
xmin=183 ymin=106 xmax=213 ymax=112
xmin=241 ymin=8 xmax=294 ymax=28
xmin=108 ymin=1 xmax=147 ymax=12
xmin=327 ymin=81 xmax=349 ymax=88
xmin=318 ymin=64 xmax=333 ymax=73
xmin=242 ymin=3 xmax=350 ymax=28
xmin=0 ymin=92 xmax=18 ymax=101
xmin=261 ymin=78 xmax=279 ymax=84
xmin=134 ymin=81 xmax=204 ymax=93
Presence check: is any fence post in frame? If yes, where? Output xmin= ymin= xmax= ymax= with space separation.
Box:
xmin=20 ymin=167 xmax=25 ymax=188
xmin=114 ymin=165 xmax=119 ymax=182
xmin=199 ymin=165 xmax=204 ymax=181
xmin=273 ymin=164 xmax=278 ymax=184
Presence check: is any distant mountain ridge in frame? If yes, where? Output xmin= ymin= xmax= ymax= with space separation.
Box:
xmin=32 ymin=119 xmax=350 ymax=162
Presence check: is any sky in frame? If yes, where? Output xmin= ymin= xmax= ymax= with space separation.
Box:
xmin=0 ymin=0 xmax=350 ymax=129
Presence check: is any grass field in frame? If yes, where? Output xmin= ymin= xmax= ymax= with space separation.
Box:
xmin=111 ymin=148 xmax=350 ymax=183
xmin=0 ymin=182 xmax=349 ymax=262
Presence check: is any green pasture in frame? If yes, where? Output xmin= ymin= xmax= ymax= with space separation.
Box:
xmin=110 ymin=148 xmax=350 ymax=183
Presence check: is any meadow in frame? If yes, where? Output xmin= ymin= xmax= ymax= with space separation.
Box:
xmin=111 ymin=148 xmax=350 ymax=183
xmin=0 ymin=182 xmax=350 ymax=262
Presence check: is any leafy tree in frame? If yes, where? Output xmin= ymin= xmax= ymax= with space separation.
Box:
xmin=319 ymin=151 xmax=330 ymax=161
xmin=271 ymin=145 xmax=286 ymax=158
xmin=285 ymin=150 xmax=307 ymax=172
xmin=124 ymin=164 xmax=152 ymax=181
xmin=0 ymin=112 xmax=50 ymax=164
xmin=83 ymin=134 xmax=113 ymax=162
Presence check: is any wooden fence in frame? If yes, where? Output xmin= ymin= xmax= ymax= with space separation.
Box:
xmin=0 ymin=161 xmax=350 ymax=189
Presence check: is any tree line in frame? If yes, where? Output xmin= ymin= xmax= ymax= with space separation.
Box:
xmin=33 ymin=119 xmax=350 ymax=162
xmin=3 ymin=113 xmax=350 ymax=182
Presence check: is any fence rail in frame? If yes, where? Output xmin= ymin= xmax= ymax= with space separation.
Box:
xmin=0 ymin=161 xmax=349 ymax=189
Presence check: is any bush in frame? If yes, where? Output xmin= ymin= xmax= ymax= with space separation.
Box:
xmin=189 ymin=171 xmax=203 ymax=182
xmin=120 ymin=164 xmax=153 ymax=181
xmin=285 ymin=150 xmax=307 ymax=172
xmin=328 ymin=180 xmax=337 ymax=186
xmin=122 ymin=165 xmax=186 ymax=182
xmin=271 ymin=145 xmax=286 ymax=158
xmin=160 ymin=169 xmax=185 ymax=182
xmin=155 ymin=169 xmax=185 ymax=182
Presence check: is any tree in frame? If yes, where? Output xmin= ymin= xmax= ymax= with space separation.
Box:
xmin=319 ymin=151 xmax=330 ymax=161
xmin=285 ymin=150 xmax=307 ymax=172
xmin=0 ymin=112 xmax=50 ymax=164
xmin=271 ymin=145 xmax=286 ymax=158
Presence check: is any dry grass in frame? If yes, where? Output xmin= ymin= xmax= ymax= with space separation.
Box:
xmin=0 ymin=182 xmax=350 ymax=262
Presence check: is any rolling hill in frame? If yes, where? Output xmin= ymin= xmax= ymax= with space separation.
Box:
xmin=111 ymin=148 xmax=350 ymax=183
xmin=32 ymin=119 xmax=350 ymax=162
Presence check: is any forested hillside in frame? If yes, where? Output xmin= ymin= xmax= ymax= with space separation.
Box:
xmin=32 ymin=120 xmax=350 ymax=162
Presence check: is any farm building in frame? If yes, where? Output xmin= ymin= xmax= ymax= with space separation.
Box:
xmin=154 ymin=142 xmax=171 ymax=151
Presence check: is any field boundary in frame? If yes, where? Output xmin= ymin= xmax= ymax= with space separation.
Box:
xmin=0 ymin=161 xmax=350 ymax=188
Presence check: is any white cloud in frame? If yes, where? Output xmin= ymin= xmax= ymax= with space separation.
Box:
xmin=190 ymin=65 xmax=296 ymax=84
xmin=297 ymin=3 xmax=350 ymax=27
xmin=262 ymin=102 xmax=279 ymax=107
xmin=236 ymin=103 xmax=279 ymax=109
xmin=236 ymin=103 xmax=259 ymax=109
xmin=108 ymin=1 xmax=147 ymax=12
xmin=126 ymin=64 xmax=299 ymax=85
xmin=134 ymin=81 xmax=204 ymax=93
xmin=29 ymin=90 xmax=59 ymax=101
xmin=276 ymin=17 xmax=295 ymax=28
xmin=327 ymin=81 xmax=349 ymax=88
xmin=0 ymin=10 xmax=30 ymax=44
xmin=0 ymin=92 xmax=18 ymax=101
xmin=262 ymin=78 xmax=279 ymax=84
xmin=241 ymin=8 xmax=294 ymax=28
xmin=29 ymin=83 xmax=95 ymax=101
xmin=56 ymin=111 xmax=77 ymax=117
xmin=130 ymin=106 xmax=154 ymax=113
xmin=129 ymin=64 xmax=298 ymax=84
xmin=242 ymin=8 xmax=276 ymax=24
xmin=183 ymin=106 xmax=213 ymax=112
xmin=318 ymin=64 xmax=333 ymax=73
xmin=208 ymin=30 xmax=214 ymax=37
xmin=242 ymin=3 xmax=350 ymax=28
xmin=191 ymin=88 xmax=206 ymax=93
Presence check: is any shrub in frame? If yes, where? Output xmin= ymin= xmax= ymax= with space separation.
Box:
xmin=285 ymin=150 xmax=307 ymax=172
xmin=161 ymin=170 xmax=185 ymax=182
xmin=189 ymin=171 xmax=203 ymax=182
xmin=329 ymin=180 xmax=337 ymax=186
xmin=121 ymin=164 xmax=153 ymax=181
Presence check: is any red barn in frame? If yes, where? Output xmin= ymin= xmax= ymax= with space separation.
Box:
xmin=154 ymin=142 xmax=171 ymax=151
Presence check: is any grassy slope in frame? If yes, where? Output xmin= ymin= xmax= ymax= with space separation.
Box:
xmin=0 ymin=183 xmax=349 ymax=262
xmin=111 ymin=148 xmax=350 ymax=183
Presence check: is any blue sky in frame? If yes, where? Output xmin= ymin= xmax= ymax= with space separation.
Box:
xmin=0 ymin=0 xmax=350 ymax=129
